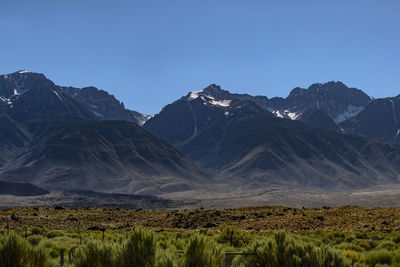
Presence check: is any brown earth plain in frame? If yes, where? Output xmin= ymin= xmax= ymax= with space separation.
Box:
xmin=1 ymin=206 xmax=399 ymax=234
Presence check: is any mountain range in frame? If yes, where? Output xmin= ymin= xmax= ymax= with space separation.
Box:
xmin=144 ymin=84 xmax=400 ymax=189
xmin=1 ymin=70 xmax=400 ymax=199
xmin=0 ymin=71 xmax=207 ymax=195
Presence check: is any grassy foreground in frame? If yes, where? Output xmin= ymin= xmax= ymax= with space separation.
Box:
xmin=2 ymin=206 xmax=400 ymax=266
xmin=2 ymin=225 xmax=400 ymax=266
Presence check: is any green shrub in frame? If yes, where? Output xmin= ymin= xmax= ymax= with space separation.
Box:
xmin=371 ymin=233 xmax=385 ymax=241
xmin=352 ymin=263 xmax=368 ymax=267
xmin=30 ymin=227 xmax=46 ymax=235
xmin=0 ymin=233 xmax=47 ymax=267
xmin=345 ymin=235 xmax=356 ymax=243
xmin=365 ymin=249 xmax=392 ymax=266
xmin=183 ymin=234 xmax=224 ymax=267
xmin=75 ymin=240 xmax=116 ymax=267
xmin=49 ymin=247 xmax=60 ymax=258
xmin=28 ymin=235 xmax=43 ymax=246
xmin=46 ymin=230 xmax=64 ymax=238
xmin=218 ymin=226 xmax=248 ymax=247
xmin=356 ymin=231 xmax=370 ymax=240
xmin=377 ymin=240 xmax=397 ymax=251
xmin=156 ymin=246 xmax=178 ymax=267
xmin=336 ymin=242 xmax=365 ymax=252
xmin=0 ymin=229 xmax=6 ymax=236
xmin=119 ymin=227 xmax=157 ymax=267
xmin=327 ymin=229 xmax=347 ymax=244
xmin=358 ymin=241 xmax=372 ymax=251
xmin=322 ymin=246 xmax=352 ymax=267
xmin=30 ymin=246 xmax=47 ymax=267
xmin=42 ymin=240 xmax=54 ymax=248
xmin=234 ymin=231 xmax=350 ymax=267
xmin=391 ymin=234 xmax=400 ymax=244
xmin=342 ymin=250 xmax=364 ymax=264
xmin=0 ymin=233 xmax=31 ymax=267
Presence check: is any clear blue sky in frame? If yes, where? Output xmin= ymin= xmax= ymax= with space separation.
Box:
xmin=0 ymin=0 xmax=399 ymax=114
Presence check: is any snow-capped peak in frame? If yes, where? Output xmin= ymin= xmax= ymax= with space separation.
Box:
xmin=16 ymin=70 xmax=31 ymax=74
xmin=187 ymin=85 xmax=232 ymax=108
xmin=188 ymin=90 xmax=232 ymax=108
xmin=188 ymin=89 xmax=205 ymax=100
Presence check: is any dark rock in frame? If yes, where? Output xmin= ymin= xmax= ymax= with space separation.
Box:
xmin=204 ymin=222 xmax=216 ymax=228
xmin=10 ymin=214 xmax=20 ymax=222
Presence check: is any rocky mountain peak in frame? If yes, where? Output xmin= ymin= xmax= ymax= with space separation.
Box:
xmin=187 ymin=84 xmax=233 ymax=102
xmin=274 ymin=81 xmax=373 ymax=126
xmin=61 ymin=85 xmax=150 ymax=125
xmin=202 ymin=83 xmax=222 ymax=93
xmin=0 ymin=71 xmax=150 ymax=126
xmin=288 ymin=87 xmax=307 ymax=98
xmin=0 ymin=71 xmax=49 ymax=99
xmin=307 ymin=81 xmax=347 ymax=92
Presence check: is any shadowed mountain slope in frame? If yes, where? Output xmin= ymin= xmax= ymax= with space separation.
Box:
xmin=0 ymin=181 xmax=48 ymax=196
xmin=1 ymin=120 xmax=209 ymax=194
xmin=341 ymin=95 xmax=400 ymax=145
xmin=145 ymin=85 xmax=400 ymax=189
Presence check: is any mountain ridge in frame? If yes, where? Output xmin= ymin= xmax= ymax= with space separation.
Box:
xmin=2 ymin=70 xmax=400 ymax=196
xmin=0 ymin=71 xmax=211 ymax=195
xmin=144 ymin=84 xmax=400 ymax=189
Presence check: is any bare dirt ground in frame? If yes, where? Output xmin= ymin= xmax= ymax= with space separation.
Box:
xmin=161 ymin=184 xmax=400 ymax=209
xmin=2 ymin=185 xmax=400 ymax=233
xmin=2 ymin=184 xmax=400 ymax=212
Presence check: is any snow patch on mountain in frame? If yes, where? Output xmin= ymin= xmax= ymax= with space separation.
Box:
xmin=270 ymin=109 xmax=300 ymax=120
xmin=9 ymin=73 xmax=29 ymax=96
xmin=188 ymin=88 xmax=232 ymax=108
xmin=53 ymin=90 xmax=63 ymax=101
xmin=136 ymin=114 xmax=153 ymax=126
xmin=334 ymin=105 xmax=364 ymax=123
xmin=92 ymin=111 xmax=104 ymax=118
xmin=272 ymin=110 xmax=284 ymax=118
xmin=188 ymin=89 xmax=205 ymax=101
xmin=0 ymin=96 xmax=12 ymax=105
xmin=287 ymin=111 xmax=300 ymax=120
xmin=210 ymin=99 xmax=231 ymax=107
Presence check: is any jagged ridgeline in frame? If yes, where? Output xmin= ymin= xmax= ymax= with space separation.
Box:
xmin=2 ymin=70 xmax=400 ymax=196
xmin=0 ymin=71 xmax=209 ymax=195
xmin=144 ymin=83 xmax=400 ymax=189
